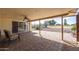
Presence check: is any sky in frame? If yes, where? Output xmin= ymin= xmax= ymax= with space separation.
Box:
xmin=63 ymin=16 xmax=76 ymax=25
xmin=32 ymin=16 xmax=76 ymax=25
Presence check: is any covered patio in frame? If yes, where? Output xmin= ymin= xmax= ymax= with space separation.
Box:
xmin=0 ymin=31 xmax=79 ymax=51
xmin=0 ymin=8 xmax=79 ymax=51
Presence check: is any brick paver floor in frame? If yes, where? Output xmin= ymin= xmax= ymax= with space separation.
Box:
xmin=0 ymin=29 xmax=79 ymax=51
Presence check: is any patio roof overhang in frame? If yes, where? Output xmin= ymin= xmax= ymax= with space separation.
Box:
xmin=0 ymin=8 xmax=77 ymax=21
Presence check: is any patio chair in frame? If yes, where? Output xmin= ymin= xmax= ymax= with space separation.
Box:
xmin=3 ymin=30 xmax=20 ymax=41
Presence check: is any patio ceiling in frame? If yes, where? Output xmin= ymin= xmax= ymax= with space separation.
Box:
xmin=0 ymin=8 xmax=77 ymax=21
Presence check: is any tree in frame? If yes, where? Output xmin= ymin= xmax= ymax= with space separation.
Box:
xmin=48 ymin=20 xmax=52 ymax=25
xmin=64 ymin=19 xmax=67 ymax=25
xmin=44 ymin=21 xmax=48 ymax=28
xmin=48 ymin=20 xmax=56 ymax=25
xmin=51 ymin=20 xmax=56 ymax=25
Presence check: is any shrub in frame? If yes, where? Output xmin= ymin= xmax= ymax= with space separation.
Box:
xmin=71 ymin=24 xmax=76 ymax=33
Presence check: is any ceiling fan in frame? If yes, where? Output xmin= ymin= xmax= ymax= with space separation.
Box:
xmin=23 ymin=16 xmax=30 ymax=21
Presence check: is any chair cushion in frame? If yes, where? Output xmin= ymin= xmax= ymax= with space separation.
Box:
xmin=10 ymin=34 xmax=18 ymax=40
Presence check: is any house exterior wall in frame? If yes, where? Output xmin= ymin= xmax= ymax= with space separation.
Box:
xmin=0 ymin=15 xmax=27 ymax=35
xmin=0 ymin=15 xmax=1 ymax=29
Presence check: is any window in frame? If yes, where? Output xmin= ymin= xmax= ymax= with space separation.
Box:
xmin=18 ymin=22 xmax=25 ymax=29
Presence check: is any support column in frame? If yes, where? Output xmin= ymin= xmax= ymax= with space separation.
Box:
xmin=39 ymin=20 xmax=41 ymax=37
xmin=28 ymin=21 xmax=32 ymax=32
xmin=77 ymin=14 xmax=79 ymax=41
xmin=61 ymin=16 xmax=64 ymax=40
